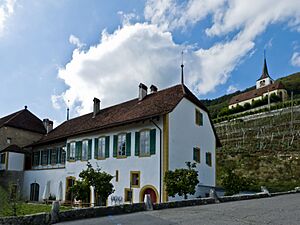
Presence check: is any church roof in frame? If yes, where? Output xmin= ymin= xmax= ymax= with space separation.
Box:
xmin=229 ymin=82 xmax=285 ymax=105
xmin=32 ymin=84 xmax=221 ymax=147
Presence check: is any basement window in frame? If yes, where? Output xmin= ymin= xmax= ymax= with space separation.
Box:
xmin=124 ymin=188 xmax=133 ymax=203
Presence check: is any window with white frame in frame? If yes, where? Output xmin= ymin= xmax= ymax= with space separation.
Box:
xmin=82 ymin=140 xmax=88 ymax=161
xmin=140 ymin=130 xmax=150 ymax=156
xmin=50 ymin=149 xmax=57 ymax=164
xmin=41 ymin=150 xmax=48 ymax=165
xmin=118 ymin=134 xmax=126 ymax=156
xmin=98 ymin=137 xmax=106 ymax=158
xmin=32 ymin=151 xmax=40 ymax=166
xmin=70 ymin=142 xmax=76 ymax=160
xmin=61 ymin=147 xmax=66 ymax=164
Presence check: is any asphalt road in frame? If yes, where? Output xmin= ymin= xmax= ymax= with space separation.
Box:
xmin=58 ymin=193 xmax=300 ymax=225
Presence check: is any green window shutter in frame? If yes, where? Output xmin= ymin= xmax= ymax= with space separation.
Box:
xmin=57 ymin=148 xmax=61 ymax=164
xmin=88 ymin=139 xmax=92 ymax=160
xmin=38 ymin=151 xmax=41 ymax=165
xmin=126 ymin=133 xmax=131 ymax=156
xmin=135 ymin=132 xmax=140 ymax=156
xmin=67 ymin=143 xmax=70 ymax=161
xmin=113 ymin=135 xmax=118 ymax=157
xmin=94 ymin=138 xmax=99 ymax=159
xmin=47 ymin=149 xmax=51 ymax=164
xmin=75 ymin=141 xmax=82 ymax=160
xmin=150 ymin=129 xmax=156 ymax=155
xmin=105 ymin=136 xmax=110 ymax=158
xmin=193 ymin=148 xmax=196 ymax=161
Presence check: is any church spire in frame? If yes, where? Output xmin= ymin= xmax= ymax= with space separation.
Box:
xmin=181 ymin=51 xmax=184 ymax=84
xmin=260 ymin=49 xmax=270 ymax=80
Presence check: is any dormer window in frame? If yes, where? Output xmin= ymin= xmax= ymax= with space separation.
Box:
xmin=7 ymin=138 xmax=11 ymax=144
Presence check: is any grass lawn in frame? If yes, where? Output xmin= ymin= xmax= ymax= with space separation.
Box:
xmin=0 ymin=203 xmax=71 ymax=217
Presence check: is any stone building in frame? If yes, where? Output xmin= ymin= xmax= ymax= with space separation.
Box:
xmin=0 ymin=107 xmax=46 ymax=192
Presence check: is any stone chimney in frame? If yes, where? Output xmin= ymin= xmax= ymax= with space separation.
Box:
xmin=43 ymin=119 xmax=53 ymax=133
xmin=150 ymin=85 xmax=158 ymax=93
xmin=93 ymin=97 xmax=100 ymax=118
xmin=139 ymin=83 xmax=148 ymax=101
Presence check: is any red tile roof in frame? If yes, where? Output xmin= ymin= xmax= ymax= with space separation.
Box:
xmin=34 ymin=84 xmax=221 ymax=147
xmin=229 ymin=82 xmax=285 ymax=105
xmin=0 ymin=109 xmax=46 ymax=134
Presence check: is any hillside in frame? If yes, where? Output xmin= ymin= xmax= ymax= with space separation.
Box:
xmin=203 ymin=72 xmax=300 ymax=118
xmin=215 ymin=106 xmax=300 ymax=192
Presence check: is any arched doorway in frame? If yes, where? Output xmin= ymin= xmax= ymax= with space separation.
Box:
xmin=30 ymin=183 xmax=39 ymax=201
xmin=139 ymin=185 xmax=159 ymax=203
xmin=65 ymin=176 xmax=75 ymax=202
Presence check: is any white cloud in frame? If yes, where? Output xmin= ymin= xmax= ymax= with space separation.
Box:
xmin=117 ymin=11 xmax=139 ymax=26
xmin=69 ymin=34 xmax=85 ymax=49
xmin=54 ymin=1 xmax=300 ymax=115
xmin=291 ymin=52 xmax=300 ymax=67
xmin=54 ymin=24 xmax=183 ymax=115
xmin=0 ymin=0 xmax=16 ymax=36
xmin=144 ymin=0 xmax=300 ymax=92
xmin=227 ymin=85 xmax=238 ymax=94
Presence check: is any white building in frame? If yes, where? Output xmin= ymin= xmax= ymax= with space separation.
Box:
xmin=22 ymin=83 xmax=221 ymax=205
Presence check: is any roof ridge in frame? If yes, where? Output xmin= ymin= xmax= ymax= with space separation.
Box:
xmin=63 ymin=84 xmax=183 ymax=123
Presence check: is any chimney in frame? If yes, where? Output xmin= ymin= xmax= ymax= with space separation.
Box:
xmin=150 ymin=85 xmax=158 ymax=93
xmin=43 ymin=119 xmax=53 ymax=133
xmin=139 ymin=83 xmax=148 ymax=100
xmin=93 ymin=97 xmax=100 ymax=118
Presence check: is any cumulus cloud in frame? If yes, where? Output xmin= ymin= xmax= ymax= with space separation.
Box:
xmin=0 ymin=0 xmax=16 ymax=35
xmin=291 ymin=52 xmax=300 ymax=67
xmin=69 ymin=34 xmax=85 ymax=49
xmin=53 ymin=0 xmax=300 ymax=116
xmin=227 ymin=85 xmax=238 ymax=94
xmin=54 ymin=24 xmax=183 ymax=115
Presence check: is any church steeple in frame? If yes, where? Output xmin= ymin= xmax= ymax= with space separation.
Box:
xmin=259 ymin=50 xmax=270 ymax=80
xmin=256 ymin=50 xmax=274 ymax=89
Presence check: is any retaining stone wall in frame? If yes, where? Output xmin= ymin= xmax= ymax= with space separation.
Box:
xmin=0 ymin=213 xmax=50 ymax=225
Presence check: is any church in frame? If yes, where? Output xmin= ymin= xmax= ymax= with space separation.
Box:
xmin=228 ymin=56 xmax=288 ymax=109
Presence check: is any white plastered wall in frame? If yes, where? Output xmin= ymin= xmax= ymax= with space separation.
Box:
xmin=23 ymin=119 xmax=162 ymax=205
xmin=168 ymin=98 xmax=216 ymax=200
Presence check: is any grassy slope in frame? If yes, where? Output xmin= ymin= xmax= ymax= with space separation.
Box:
xmin=202 ymin=72 xmax=300 ymax=118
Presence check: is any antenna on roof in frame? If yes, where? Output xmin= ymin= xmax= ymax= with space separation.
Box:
xmin=181 ymin=50 xmax=184 ymax=85
xmin=66 ymin=100 xmax=70 ymax=121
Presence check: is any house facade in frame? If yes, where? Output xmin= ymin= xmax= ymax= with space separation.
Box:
xmin=10 ymin=84 xmax=220 ymax=205
xmin=229 ymin=57 xmax=288 ymax=109
xmin=0 ymin=107 xmax=46 ymax=192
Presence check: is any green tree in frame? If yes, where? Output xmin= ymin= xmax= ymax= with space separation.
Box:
xmin=164 ymin=162 xmax=199 ymax=199
xmin=71 ymin=162 xmax=114 ymax=205
xmin=221 ymin=166 xmax=254 ymax=196
xmin=70 ymin=180 xmax=90 ymax=203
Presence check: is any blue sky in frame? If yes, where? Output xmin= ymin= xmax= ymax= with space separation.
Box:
xmin=0 ymin=0 xmax=300 ymax=126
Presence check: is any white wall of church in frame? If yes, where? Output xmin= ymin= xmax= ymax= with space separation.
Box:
xmin=168 ymin=98 xmax=216 ymax=200
xmin=256 ymin=77 xmax=273 ymax=89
